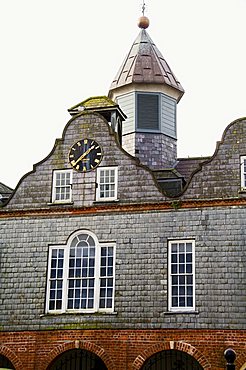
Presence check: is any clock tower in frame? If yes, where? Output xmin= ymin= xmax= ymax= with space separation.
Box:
xmin=108 ymin=16 xmax=184 ymax=169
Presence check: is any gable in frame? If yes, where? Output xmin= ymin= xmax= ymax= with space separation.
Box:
xmin=4 ymin=111 xmax=164 ymax=210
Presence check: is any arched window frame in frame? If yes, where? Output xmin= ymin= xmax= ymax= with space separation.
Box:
xmin=46 ymin=230 xmax=116 ymax=314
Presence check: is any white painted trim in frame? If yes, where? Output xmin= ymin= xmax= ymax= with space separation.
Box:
xmin=46 ymin=245 xmax=66 ymax=314
xmin=96 ymin=167 xmax=118 ymax=202
xmin=46 ymin=230 xmax=115 ymax=314
xmin=168 ymin=239 xmax=195 ymax=312
xmin=51 ymin=169 xmax=73 ymax=203
xmin=240 ymin=156 xmax=246 ymax=189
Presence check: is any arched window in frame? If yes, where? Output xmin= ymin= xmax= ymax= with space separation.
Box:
xmin=46 ymin=231 xmax=115 ymax=313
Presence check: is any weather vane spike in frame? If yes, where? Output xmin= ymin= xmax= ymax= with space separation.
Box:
xmin=142 ymin=1 xmax=146 ymax=16
xmin=138 ymin=0 xmax=149 ymax=29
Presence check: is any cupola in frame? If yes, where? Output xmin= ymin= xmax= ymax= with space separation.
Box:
xmin=108 ymin=16 xmax=184 ymax=169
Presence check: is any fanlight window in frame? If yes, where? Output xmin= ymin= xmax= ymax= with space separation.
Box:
xmin=47 ymin=231 xmax=115 ymax=313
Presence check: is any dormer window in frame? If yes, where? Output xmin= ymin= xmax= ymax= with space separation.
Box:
xmin=52 ymin=170 xmax=73 ymax=203
xmin=136 ymin=93 xmax=160 ymax=131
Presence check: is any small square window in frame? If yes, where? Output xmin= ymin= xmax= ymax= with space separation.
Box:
xmin=96 ymin=167 xmax=118 ymax=201
xmin=52 ymin=170 xmax=73 ymax=203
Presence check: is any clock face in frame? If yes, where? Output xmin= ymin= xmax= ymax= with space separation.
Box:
xmin=68 ymin=138 xmax=103 ymax=172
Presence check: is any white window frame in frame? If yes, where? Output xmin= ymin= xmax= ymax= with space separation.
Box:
xmin=240 ymin=156 xmax=246 ymax=190
xmin=96 ymin=167 xmax=118 ymax=201
xmin=52 ymin=169 xmax=73 ymax=203
xmin=46 ymin=230 xmax=116 ymax=314
xmin=168 ymin=239 xmax=195 ymax=312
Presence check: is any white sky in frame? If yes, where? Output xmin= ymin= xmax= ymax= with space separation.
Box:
xmin=1 ymin=0 xmax=246 ymax=189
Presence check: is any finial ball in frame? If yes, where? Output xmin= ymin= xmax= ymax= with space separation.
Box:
xmin=138 ymin=16 xmax=149 ymax=29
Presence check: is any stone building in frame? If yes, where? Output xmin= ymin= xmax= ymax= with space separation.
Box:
xmin=0 ymin=16 xmax=245 ymax=370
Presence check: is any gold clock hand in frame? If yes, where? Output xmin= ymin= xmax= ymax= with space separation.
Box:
xmin=74 ymin=145 xmax=95 ymax=165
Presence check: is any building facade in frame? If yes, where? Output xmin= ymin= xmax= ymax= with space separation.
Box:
xmin=0 ymin=18 xmax=245 ymax=370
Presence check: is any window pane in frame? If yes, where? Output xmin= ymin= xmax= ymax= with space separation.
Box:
xmin=179 ymin=264 xmax=185 ymax=273
xmin=171 ymin=264 xmax=177 ymax=274
xmin=171 ymin=254 xmax=177 ymax=263
xmin=172 ymin=276 xmax=178 ymax=285
xmin=172 ymin=297 xmax=178 ymax=307
xmin=186 ymin=264 xmax=192 ymax=273
xmin=186 ymin=253 xmax=192 ymax=262
xmin=179 ymin=254 xmax=185 ymax=263
xmin=187 ymin=297 xmax=193 ymax=307
xmin=172 ymin=286 xmax=178 ymax=295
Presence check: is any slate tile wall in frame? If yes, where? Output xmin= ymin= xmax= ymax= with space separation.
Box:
xmin=0 ymin=206 xmax=245 ymax=332
xmin=183 ymin=119 xmax=246 ymax=199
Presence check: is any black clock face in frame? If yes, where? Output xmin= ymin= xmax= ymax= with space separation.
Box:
xmin=68 ymin=138 xmax=103 ymax=172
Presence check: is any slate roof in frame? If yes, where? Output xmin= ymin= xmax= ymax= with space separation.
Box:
xmin=0 ymin=182 xmax=13 ymax=195
xmin=0 ymin=182 xmax=13 ymax=206
xmin=68 ymin=96 xmax=117 ymax=112
xmin=68 ymin=95 xmax=126 ymax=119
xmin=175 ymin=157 xmax=211 ymax=181
xmin=109 ymin=29 xmax=184 ymax=99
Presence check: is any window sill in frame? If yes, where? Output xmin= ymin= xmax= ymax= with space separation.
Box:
xmin=40 ymin=311 xmax=118 ymax=318
xmin=47 ymin=201 xmax=74 ymax=206
xmin=164 ymin=311 xmax=199 ymax=315
xmin=238 ymin=189 xmax=246 ymax=194
xmin=93 ymin=199 xmax=119 ymax=204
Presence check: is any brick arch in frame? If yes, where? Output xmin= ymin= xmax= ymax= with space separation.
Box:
xmin=0 ymin=345 xmax=23 ymax=370
xmin=239 ymin=358 xmax=246 ymax=370
xmin=41 ymin=340 xmax=114 ymax=370
xmin=132 ymin=341 xmax=211 ymax=370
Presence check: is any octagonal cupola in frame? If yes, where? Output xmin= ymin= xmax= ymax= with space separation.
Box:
xmin=108 ymin=17 xmax=184 ymax=169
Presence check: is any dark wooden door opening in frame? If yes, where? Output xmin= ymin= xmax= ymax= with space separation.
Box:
xmin=141 ymin=349 xmax=203 ymax=370
xmin=0 ymin=354 xmax=15 ymax=369
xmin=47 ymin=349 xmax=108 ymax=370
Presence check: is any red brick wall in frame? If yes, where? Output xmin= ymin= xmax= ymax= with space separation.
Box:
xmin=0 ymin=329 xmax=245 ymax=370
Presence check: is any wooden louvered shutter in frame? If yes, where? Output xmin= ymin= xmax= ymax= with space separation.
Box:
xmin=137 ymin=93 xmax=159 ymax=130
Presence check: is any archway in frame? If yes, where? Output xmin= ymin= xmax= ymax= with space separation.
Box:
xmin=141 ymin=349 xmax=204 ymax=370
xmin=0 ymin=354 xmax=15 ymax=369
xmin=47 ymin=348 xmax=108 ymax=370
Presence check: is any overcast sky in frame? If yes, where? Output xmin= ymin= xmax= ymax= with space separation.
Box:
xmin=1 ymin=0 xmax=246 ymax=188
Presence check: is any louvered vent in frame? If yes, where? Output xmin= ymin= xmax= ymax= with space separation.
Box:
xmin=137 ymin=93 xmax=159 ymax=130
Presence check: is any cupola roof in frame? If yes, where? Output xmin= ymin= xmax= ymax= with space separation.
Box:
xmin=109 ymin=28 xmax=184 ymax=99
